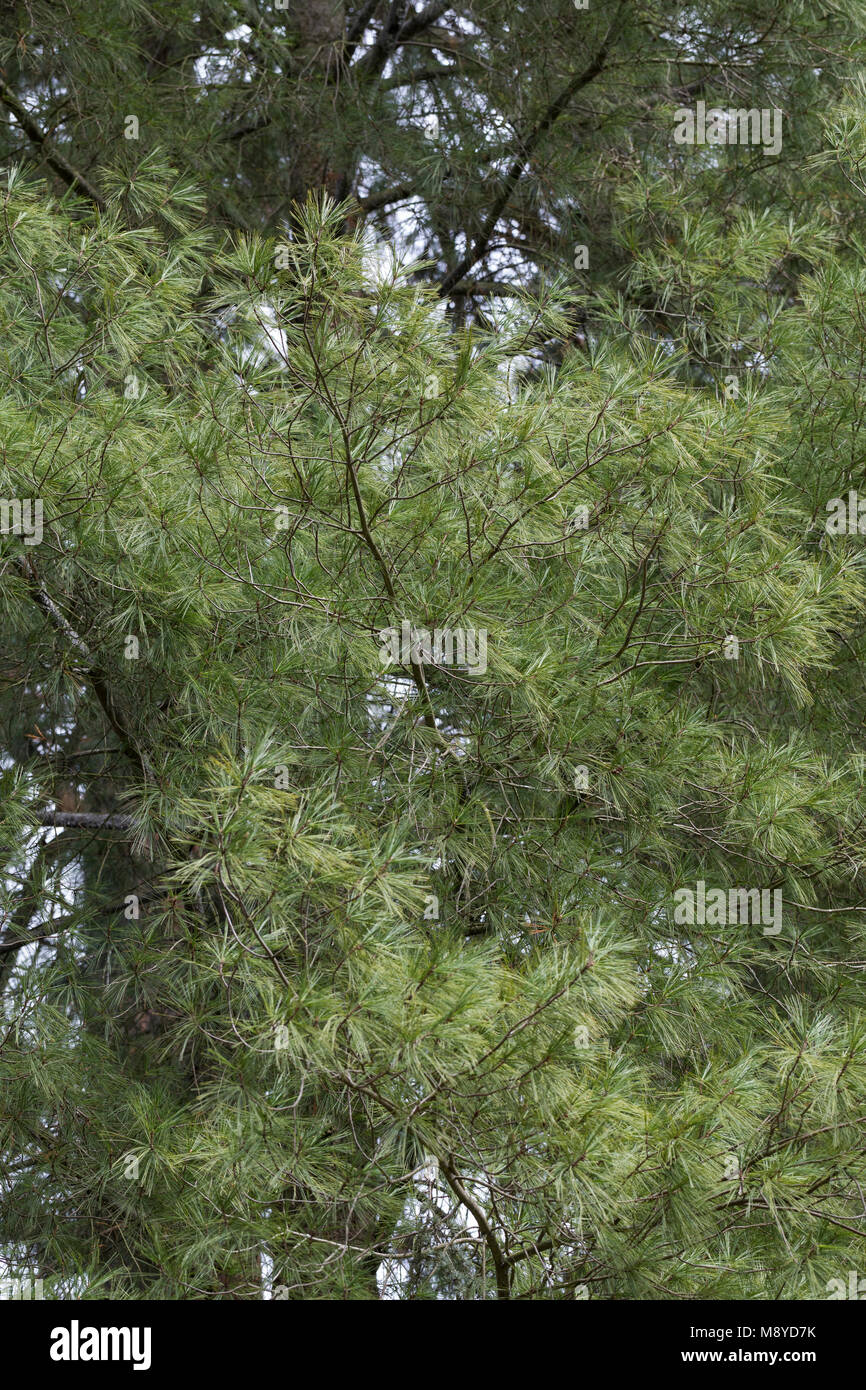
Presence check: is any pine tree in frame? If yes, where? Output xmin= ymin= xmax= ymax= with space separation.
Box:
xmin=1 ymin=3 xmax=866 ymax=1301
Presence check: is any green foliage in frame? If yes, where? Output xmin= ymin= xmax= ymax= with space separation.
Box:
xmin=2 ymin=2 xmax=866 ymax=1301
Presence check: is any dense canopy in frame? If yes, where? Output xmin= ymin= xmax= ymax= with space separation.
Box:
xmin=1 ymin=0 xmax=866 ymax=1299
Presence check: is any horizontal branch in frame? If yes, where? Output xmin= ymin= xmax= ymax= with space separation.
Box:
xmin=35 ymin=810 xmax=134 ymax=831
xmin=356 ymin=182 xmax=415 ymax=212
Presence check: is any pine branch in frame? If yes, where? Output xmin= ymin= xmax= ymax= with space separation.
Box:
xmin=0 ymin=81 xmax=106 ymax=210
xmin=439 ymin=1156 xmax=511 ymax=1299
xmin=345 ymin=0 xmax=383 ymax=53
xmin=438 ymin=19 xmax=618 ymax=296
xmin=0 ymin=837 xmax=50 ymax=995
xmin=356 ymin=182 xmax=415 ymax=212
xmin=353 ymin=1 xmax=454 ymax=80
xmin=13 ymin=555 xmax=151 ymax=782
xmin=35 ymin=810 xmax=134 ymax=831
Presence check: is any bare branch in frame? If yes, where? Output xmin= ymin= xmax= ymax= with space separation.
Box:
xmin=35 ymin=810 xmax=134 ymax=831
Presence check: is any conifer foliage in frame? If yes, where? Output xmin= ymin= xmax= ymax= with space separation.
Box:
xmin=1 ymin=2 xmax=866 ymax=1299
